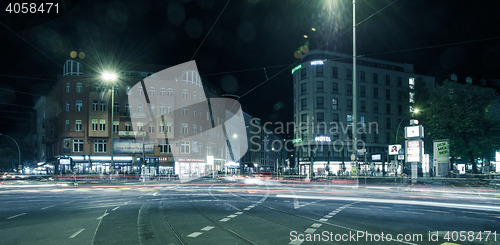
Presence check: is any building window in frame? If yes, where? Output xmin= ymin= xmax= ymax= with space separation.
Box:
xmin=149 ymin=87 xmax=155 ymax=96
xmin=182 ymin=89 xmax=188 ymax=99
xmin=92 ymin=100 xmax=98 ymax=111
xmin=159 ymin=121 xmax=165 ymax=133
xmin=385 ymin=75 xmax=391 ymax=86
xmin=373 ymin=73 xmax=378 ymax=84
xmin=100 ymin=101 xmax=106 ymax=111
xmin=386 ymin=104 xmax=391 ymax=114
xmin=137 ymin=87 xmax=143 ymax=96
xmin=65 ymin=120 xmax=70 ymax=132
xmin=166 ymin=122 xmax=172 ymax=133
xmin=360 ymin=71 xmax=365 ymax=82
xmin=182 ymin=123 xmax=188 ymax=134
xmin=360 ymin=116 xmax=366 ymax=127
xmin=66 ymin=101 xmax=70 ymax=112
xmin=332 ymin=66 xmax=338 ymax=79
xmin=315 ymin=65 xmax=323 ymax=77
xmin=113 ymin=121 xmax=119 ymax=132
xmin=94 ymin=139 xmax=107 ymax=153
xmin=300 ymin=83 xmax=307 ymax=95
xmin=160 ymin=88 xmax=166 ymax=96
xmin=316 ymin=112 xmax=324 ymax=122
xmin=75 ymin=100 xmax=83 ymax=112
xmin=167 ymin=88 xmax=173 ymax=96
xmin=75 ymin=120 xmax=82 ymax=131
xmin=360 ymin=101 xmax=366 ymax=112
xmin=66 ymin=82 xmax=70 ymax=93
xmin=301 ymin=113 xmax=308 ymax=123
xmin=180 ymin=141 xmax=190 ymax=154
xmin=125 ymin=122 xmax=131 ymax=131
xmin=160 ymin=144 xmax=171 ymax=153
xmin=386 ymin=89 xmax=391 ymax=100
xmin=373 ymin=87 xmax=379 ymax=98
xmin=182 ymin=107 xmax=187 ymax=116
xmin=149 ymin=124 xmax=155 ymax=134
xmin=316 ymin=81 xmax=324 ymax=93
xmin=346 ymin=84 xmax=352 ymax=94
xmin=301 ymin=98 xmax=307 ymax=110
xmin=332 ymin=98 xmax=338 ymax=110
xmin=193 ymin=91 xmax=197 ymax=101
xmin=360 ymin=86 xmax=366 ymax=97
xmin=397 ymin=76 xmax=403 ymax=88
xmin=332 ymin=113 xmax=339 ymax=122
xmin=75 ymin=82 xmax=82 ymax=93
xmin=300 ymin=68 xmax=307 ymax=80
xmin=137 ymin=122 xmax=143 ymax=131
xmin=167 ymin=106 xmax=172 ymax=114
xmin=125 ymin=104 xmax=130 ymax=115
xmin=193 ymin=124 xmax=197 ymax=134
xmin=374 ymin=102 xmax=379 ymax=113
xmin=113 ymin=103 xmax=119 ymax=113
xmin=332 ymin=82 xmax=338 ymax=94
xmin=347 ymin=114 xmax=352 ymax=126
xmin=73 ymin=139 xmax=83 ymax=152
xmin=99 ymin=119 xmax=106 ymax=131
xmin=346 ymin=69 xmax=352 ymax=81
xmin=137 ymin=104 xmax=143 ymax=113
xmin=316 ymin=97 xmax=324 ymax=109
xmin=347 ymin=99 xmax=352 ymax=110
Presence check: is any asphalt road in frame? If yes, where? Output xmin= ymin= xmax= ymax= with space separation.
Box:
xmin=1 ymin=178 xmax=499 ymax=245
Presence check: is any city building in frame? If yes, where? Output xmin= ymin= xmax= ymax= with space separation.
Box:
xmin=33 ymin=60 xmax=235 ymax=178
xmin=292 ymin=50 xmax=435 ymax=176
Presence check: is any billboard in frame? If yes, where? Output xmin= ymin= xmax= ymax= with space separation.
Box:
xmin=406 ymin=140 xmax=421 ymax=162
xmin=388 ymin=144 xmax=402 ymax=155
xmin=113 ymin=139 xmax=154 ymax=154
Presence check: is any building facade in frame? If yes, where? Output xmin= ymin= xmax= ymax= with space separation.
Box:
xmin=33 ymin=60 xmax=240 ymax=178
xmin=292 ymin=50 xmax=435 ymax=176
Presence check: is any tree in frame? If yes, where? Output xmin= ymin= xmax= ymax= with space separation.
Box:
xmin=417 ymin=80 xmax=500 ymax=174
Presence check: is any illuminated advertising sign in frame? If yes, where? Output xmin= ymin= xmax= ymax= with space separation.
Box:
xmin=292 ymin=138 xmax=303 ymax=144
xmin=291 ymin=64 xmax=302 ymax=74
xmin=388 ymin=144 xmax=402 ymax=155
xmin=406 ymin=140 xmax=421 ymax=162
xmin=372 ymin=154 xmax=382 ymax=161
xmin=310 ymin=60 xmax=324 ymax=65
xmin=314 ymin=136 xmax=331 ymax=142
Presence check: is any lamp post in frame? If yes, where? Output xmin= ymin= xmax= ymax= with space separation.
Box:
xmin=101 ymin=72 xmax=117 ymax=174
xmin=0 ymin=133 xmax=21 ymax=172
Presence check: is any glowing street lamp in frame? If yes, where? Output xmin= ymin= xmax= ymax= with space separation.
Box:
xmin=101 ymin=71 xmax=118 ymax=174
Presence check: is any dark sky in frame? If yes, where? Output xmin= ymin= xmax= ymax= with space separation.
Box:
xmin=1 ymin=0 xmax=500 ymax=135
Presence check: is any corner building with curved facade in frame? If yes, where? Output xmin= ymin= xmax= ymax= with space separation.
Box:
xmin=292 ymin=50 xmax=435 ymax=176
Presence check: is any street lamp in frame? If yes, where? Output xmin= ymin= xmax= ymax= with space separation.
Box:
xmin=101 ymin=71 xmax=118 ymax=174
xmin=0 ymin=133 xmax=21 ymax=172
xmin=395 ymin=108 xmax=420 ymax=145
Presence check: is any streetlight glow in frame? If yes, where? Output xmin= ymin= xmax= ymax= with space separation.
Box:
xmin=101 ymin=72 xmax=117 ymax=82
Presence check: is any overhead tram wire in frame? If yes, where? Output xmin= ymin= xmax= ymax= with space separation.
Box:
xmin=0 ymin=21 xmax=60 ymax=67
xmin=238 ymin=0 xmax=400 ymax=99
xmin=191 ymin=0 xmax=232 ymax=61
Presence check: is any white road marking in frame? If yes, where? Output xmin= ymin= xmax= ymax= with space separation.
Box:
xmin=304 ymin=228 xmax=316 ymax=234
xmin=112 ymin=206 xmax=120 ymax=211
xmin=201 ymin=226 xmax=214 ymax=231
xmin=235 ymin=212 xmax=243 ymax=215
xmin=311 ymin=223 xmax=322 ymax=228
xmin=187 ymin=232 xmax=203 ymax=238
xmin=243 ymin=207 xmax=251 ymax=210
xmin=227 ymin=214 xmax=237 ymax=218
xmin=319 ymin=218 xmax=328 ymax=222
xmin=289 ymin=240 xmax=303 ymax=245
xmin=6 ymin=213 xmax=27 ymax=220
xmin=69 ymin=228 xmax=85 ymax=239
xmin=219 ymin=218 xmax=230 ymax=222
xmin=97 ymin=212 xmax=109 ymax=220
xmin=41 ymin=205 xmax=55 ymax=210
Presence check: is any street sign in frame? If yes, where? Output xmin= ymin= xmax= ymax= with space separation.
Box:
xmin=398 ymin=155 xmax=405 ymax=160
xmin=388 ymin=144 xmax=402 ymax=155
xmin=398 ymin=149 xmax=404 ymax=155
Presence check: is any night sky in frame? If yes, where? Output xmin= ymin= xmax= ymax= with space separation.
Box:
xmin=1 ymin=0 xmax=500 ymax=136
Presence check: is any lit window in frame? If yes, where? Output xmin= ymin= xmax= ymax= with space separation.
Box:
xmin=75 ymin=120 xmax=82 ymax=131
xmin=99 ymin=119 xmax=106 ymax=131
xmin=73 ymin=139 xmax=83 ymax=152
xmin=76 ymin=82 xmax=82 ymax=93
xmin=75 ymin=100 xmax=83 ymax=112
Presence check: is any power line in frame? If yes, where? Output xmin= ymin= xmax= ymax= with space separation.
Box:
xmin=0 ymin=21 xmax=60 ymax=66
xmin=191 ymin=0 xmax=231 ymax=61
xmin=0 ymin=74 xmax=56 ymax=82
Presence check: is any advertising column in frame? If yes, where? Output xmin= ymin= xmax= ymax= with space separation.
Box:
xmin=404 ymin=124 xmax=424 ymax=182
xmin=433 ymin=140 xmax=450 ymax=177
